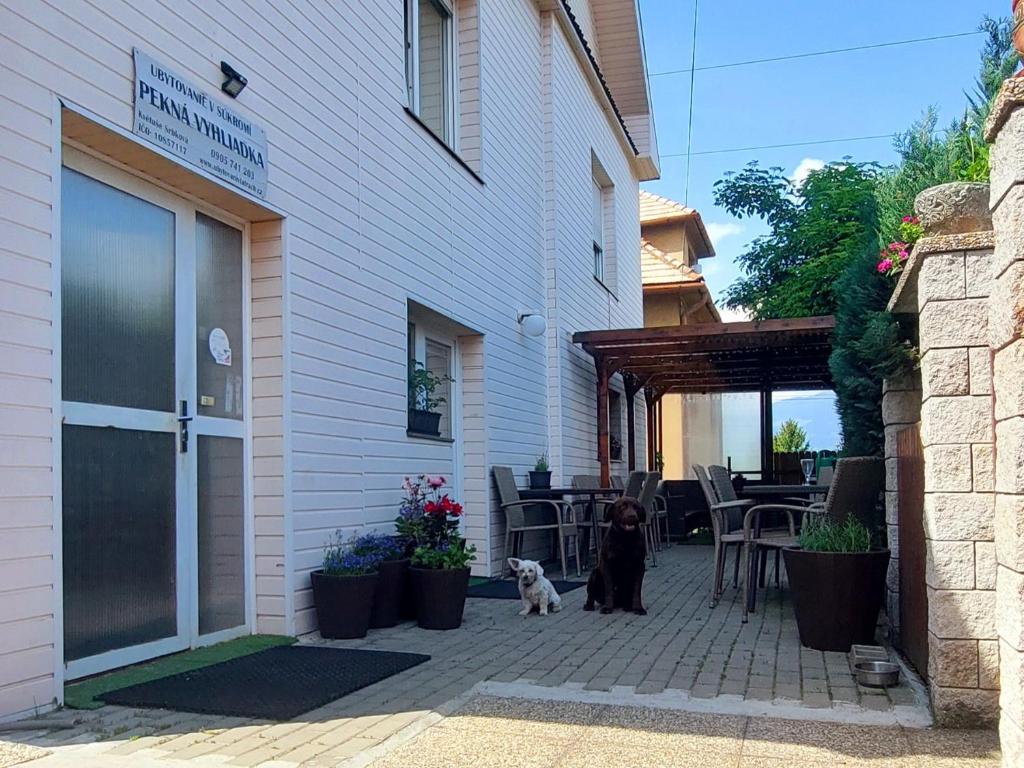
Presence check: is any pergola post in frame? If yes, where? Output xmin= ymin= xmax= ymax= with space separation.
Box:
xmin=596 ymin=356 xmax=611 ymax=487
xmin=760 ymin=385 xmax=774 ymax=483
xmin=645 ymin=385 xmax=662 ymax=473
xmin=624 ymin=374 xmax=643 ymax=472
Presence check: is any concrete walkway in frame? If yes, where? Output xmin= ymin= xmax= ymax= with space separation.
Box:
xmin=0 ymin=546 xmax=963 ymax=768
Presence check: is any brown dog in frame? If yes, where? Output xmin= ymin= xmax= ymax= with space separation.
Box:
xmin=584 ymin=497 xmax=647 ymax=615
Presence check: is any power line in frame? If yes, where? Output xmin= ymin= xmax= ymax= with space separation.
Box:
xmin=683 ymin=0 xmax=699 ymax=204
xmin=649 ymin=31 xmax=982 ymax=78
xmin=662 ymin=133 xmax=897 ymax=159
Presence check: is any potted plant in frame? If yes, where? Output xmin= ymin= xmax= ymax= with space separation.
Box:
xmin=782 ymin=516 xmax=890 ymax=652
xmin=349 ymin=532 xmax=409 ymax=629
xmin=310 ymin=532 xmax=383 ymax=639
xmin=408 ymin=363 xmax=451 ymax=437
xmin=529 ymin=453 xmax=552 ymax=489
xmin=399 ymin=475 xmax=477 ymax=630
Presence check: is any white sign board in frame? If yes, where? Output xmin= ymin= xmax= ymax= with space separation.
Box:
xmin=132 ymin=49 xmax=268 ymax=198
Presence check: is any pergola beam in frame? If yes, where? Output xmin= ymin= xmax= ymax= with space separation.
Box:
xmin=578 ymin=317 xmax=836 ymax=483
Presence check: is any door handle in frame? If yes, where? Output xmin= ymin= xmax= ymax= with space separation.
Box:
xmin=178 ymin=400 xmax=193 ymax=453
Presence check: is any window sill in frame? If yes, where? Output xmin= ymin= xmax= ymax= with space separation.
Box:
xmin=593 ymin=275 xmax=618 ymax=301
xmin=407 ymin=429 xmax=455 ymax=444
xmin=404 ymin=107 xmax=484 ymax=185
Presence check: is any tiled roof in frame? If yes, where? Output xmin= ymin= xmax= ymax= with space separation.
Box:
xmin=640 ymin=239 xmax=703 ymax=286
xmin=639 ymin=190 xmax=695 ymax=223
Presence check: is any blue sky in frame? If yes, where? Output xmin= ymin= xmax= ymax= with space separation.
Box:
xmin=639 ymin=0 xmax=1008 ymax=311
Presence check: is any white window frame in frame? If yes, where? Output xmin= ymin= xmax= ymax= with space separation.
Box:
xmin=405 ymin=0 xmax=458 ymax=146
xmin=592 ymin=176 xmax=606 ymax=282
xmin=408 ymin=323 xmax=456 ymax=441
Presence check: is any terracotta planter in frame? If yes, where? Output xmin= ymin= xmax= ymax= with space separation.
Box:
xmin=369 ymin=558 xmax=410 ymax=629
xmin=782 ymin=547 xmax=890 ymax=652
xmin=409 ymin=566 xmax=470 ymax=630
xmin=310 ymin=570 xmax=378 ymax=639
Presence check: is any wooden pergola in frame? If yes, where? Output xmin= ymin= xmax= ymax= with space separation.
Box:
xmin=572 ymin=317 xmax=836 ymax=486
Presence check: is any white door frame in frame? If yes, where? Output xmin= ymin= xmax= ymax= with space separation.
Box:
xmin=60 ymin=148 xmax=254 ymax=680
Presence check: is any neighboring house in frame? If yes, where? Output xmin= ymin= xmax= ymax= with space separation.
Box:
xmin=0 ymin=0 xmax=658 ymax=719
xmin=639 ymin=191 xmax=723 ymax=479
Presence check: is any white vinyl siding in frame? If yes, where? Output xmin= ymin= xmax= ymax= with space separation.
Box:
xmin=0 ymin=0 xmax=649 ymax=706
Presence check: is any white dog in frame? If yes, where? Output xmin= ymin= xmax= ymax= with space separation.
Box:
xmin=508 ymin=558 xmax=562 ymax=616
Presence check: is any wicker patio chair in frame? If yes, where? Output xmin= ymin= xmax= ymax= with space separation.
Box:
xmin=636 ymin=471 xmax=661 ymax=566
xmin=493 ymin=466 xmax=580 ymax=580
xmin=694 ymin=464 xmax=748 ymax=608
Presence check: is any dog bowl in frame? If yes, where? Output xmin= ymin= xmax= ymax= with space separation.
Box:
xmin=854 ymin=661 xmax=900 ymax=688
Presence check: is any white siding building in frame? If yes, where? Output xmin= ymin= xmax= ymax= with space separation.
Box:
xmin=0 ymin=0 xmax=659 ymax=719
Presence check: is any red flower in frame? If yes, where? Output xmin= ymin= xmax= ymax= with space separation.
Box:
xmin=450 ymin=502 xmax=463 ymax=516
xmin=424 ymin=500 xmax=440 ymax=515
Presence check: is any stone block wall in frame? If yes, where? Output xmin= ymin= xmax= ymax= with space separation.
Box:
xmin=986 ymin=78 xmax=1024 ymax=767
xmin=915 ymin=226 xmax=999 ymax=727
xmin=886 ymin=181 xmax=999 ymax=729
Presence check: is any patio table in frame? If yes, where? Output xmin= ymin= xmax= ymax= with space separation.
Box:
xmin=741 ymin=484 xmax=829 ymax=496
xmin=519 ymin=486 xmax=622 ymax=567
xmin=738 ymin=485 xmax=828 ymax=614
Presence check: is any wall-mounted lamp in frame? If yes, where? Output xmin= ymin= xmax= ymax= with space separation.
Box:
xmin=517 ymin=312 xmax=547 ymax=338
xmin=220 ymin=61 xmax=247 ymax=98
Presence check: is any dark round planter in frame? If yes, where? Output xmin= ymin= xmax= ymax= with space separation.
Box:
xmin=310 ymin=570 xmax=378 ymax=639
xmin=529 ymin=470 xmax=552 ymax=490
xmin=409 ymin=566 xmax=471 ymax=630
xmin=370 ymin=558 xmax=410 ymax=629
xmin=408 ymin=409 xmax=441 ymax=436
xmin=782 ymin=547 xmax=891 ymax=652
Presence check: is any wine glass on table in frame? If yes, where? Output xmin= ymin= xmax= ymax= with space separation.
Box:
xmin=801 ymin=458 xmax=815 ymax=486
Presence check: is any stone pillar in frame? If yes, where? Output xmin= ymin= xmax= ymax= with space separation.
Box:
xmin=986 ymin=78 xmax=1024 ymax=766
xmin=913 ymin=183 xmax=998 ymax=727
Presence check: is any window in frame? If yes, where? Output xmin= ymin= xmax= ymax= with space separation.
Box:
xmin=408 ymin=322 xmax=454 ymax=440
xmin=591 ymin=153 xmax=614 ymax=288
xmin=406 ymin=0 xmax=455 ymax=143
xmin=593 ymin=176 xmax=605 ymax=282
xmin=609 ymin=390 xmax=623 ymax=462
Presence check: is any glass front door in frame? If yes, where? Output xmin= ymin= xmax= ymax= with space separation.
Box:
xmin=61 ymin=150 xmax=248 ymax=678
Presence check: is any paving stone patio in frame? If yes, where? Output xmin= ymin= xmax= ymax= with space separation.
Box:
xmin=0 ymin=546 xmax=948 ymax=768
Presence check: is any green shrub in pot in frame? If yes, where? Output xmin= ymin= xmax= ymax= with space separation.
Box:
xmin=783 ymin=515 xmax=890 ymax=652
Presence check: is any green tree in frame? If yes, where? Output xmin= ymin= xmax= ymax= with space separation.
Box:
xmin=774 ymin=419 xmax=810 ymax=453
xmin=714 ymin=15 xmax=1016 ymax=457
xmin=713 ymin=162 xmax=880 ymax=320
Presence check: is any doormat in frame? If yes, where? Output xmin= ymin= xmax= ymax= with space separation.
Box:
xmin=98 ymin=645 xmax=430 ymax=720
xmin=467 ymin=579 xmax=586 ymax=599
xmin=65 ymin=634 xmax=296 ymax=710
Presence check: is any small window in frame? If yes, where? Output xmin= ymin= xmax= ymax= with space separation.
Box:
xmin=407 ymin=322 xmax=453 ymax=440
xmin=406 ymin=0 xmax=455 ymax=143
xmin=593 ymin=177 xmax=605 ymax=282
xmin=609 ymin=390 xmax=622 ymax=462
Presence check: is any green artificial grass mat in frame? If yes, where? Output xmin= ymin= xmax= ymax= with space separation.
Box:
xmin=469 ymin=576 xmax=493 ymax=586
xmin=64 ymin=634 xmax=296 ymax=710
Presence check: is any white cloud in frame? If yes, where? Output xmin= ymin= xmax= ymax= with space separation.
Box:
xmin=704 ymin=221 xmax=744 ymax=247
xmin=717 ymin=306 xmax=751 ymax=323
xmin=773 ymin=390 xmax=835 ymax=402
xmin=791 ymin=158 xmax=825 ymax=189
